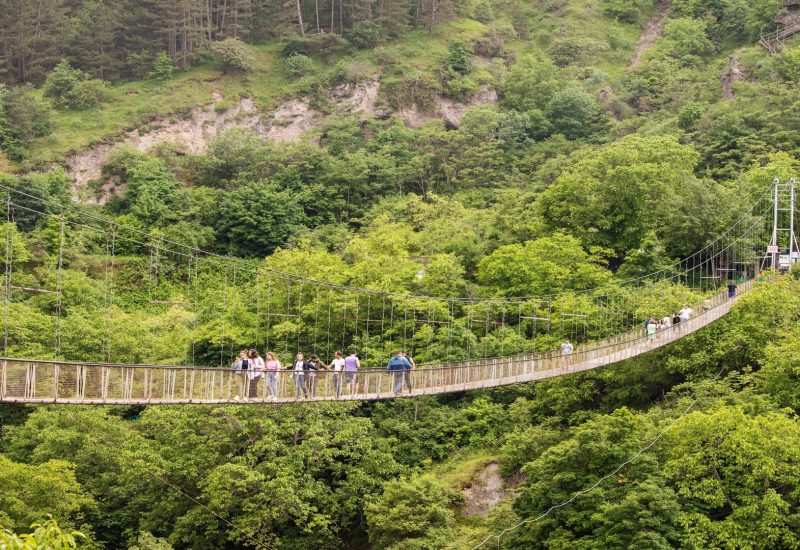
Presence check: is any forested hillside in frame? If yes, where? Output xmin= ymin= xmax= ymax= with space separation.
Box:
xmin=3 ymin=0 xmax=800 ymax=548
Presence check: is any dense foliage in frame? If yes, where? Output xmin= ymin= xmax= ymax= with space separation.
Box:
xmin=3 ymin=0 xmax=800 ymax=548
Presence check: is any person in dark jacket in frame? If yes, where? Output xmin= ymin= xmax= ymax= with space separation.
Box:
xmin=305 ymin=354 xmax=326 ymax=398
xmin=387 ymin=351 xmax=412 ymax=396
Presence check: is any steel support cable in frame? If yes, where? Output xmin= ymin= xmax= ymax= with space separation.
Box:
xmin=469 ymin=367 xmax=728 ymax=550
xmin=3 ymin=194 xmax=13 ymax=357
xmin=0 ymin=182 xmax=777 ymax=302
xmin=54 ymin=216 xmax=65 ymax=360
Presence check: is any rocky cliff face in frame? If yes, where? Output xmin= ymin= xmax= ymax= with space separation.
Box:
xmin=66 ymin=78 xmax=497 ymax=201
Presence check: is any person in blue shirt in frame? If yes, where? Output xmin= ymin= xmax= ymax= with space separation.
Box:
xmin=386 ymin=351 xmax=412 ymax=396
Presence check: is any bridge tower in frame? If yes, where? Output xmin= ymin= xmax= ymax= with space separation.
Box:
xmin=765 ymin=177 xmax=800 ymax=271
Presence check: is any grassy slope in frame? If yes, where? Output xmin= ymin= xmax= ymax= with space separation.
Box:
xmin=19 ymin=1 xmax=658 ymax=171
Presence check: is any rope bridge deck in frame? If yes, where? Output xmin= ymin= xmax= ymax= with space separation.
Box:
xmin=0 ymin=283 xmax=748 ymax=405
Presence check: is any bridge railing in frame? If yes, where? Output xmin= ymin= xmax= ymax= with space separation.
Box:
xmin=0 ymin=280 xmax=753 ymax=404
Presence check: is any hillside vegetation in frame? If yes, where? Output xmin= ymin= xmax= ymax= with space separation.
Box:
xmin=3 ymin=0 xmax=800 ymax=548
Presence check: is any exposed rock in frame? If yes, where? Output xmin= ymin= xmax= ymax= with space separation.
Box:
xmin=721 ymin=55 xmax=743 ymax=100
xmin=399 ymin=84 xmax=499 ymax=129
xmin=265 ymin=98 xmax=321 ymax=143
xmin=629 ymin=1 xmax=670 ymax=68
xmin=67 ymin=95 xmax=269 ymax=197
xmin=463 ymin=462 xmax=508 ymax=518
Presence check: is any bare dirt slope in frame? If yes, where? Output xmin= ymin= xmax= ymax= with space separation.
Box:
xmin=629 ymin=2 xmax=671 ymax=67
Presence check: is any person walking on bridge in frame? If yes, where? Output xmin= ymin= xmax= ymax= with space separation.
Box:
xmin=387 ymin=351 xmax=413 ymax=396
xmin=560 ymin=338 xmax=573 ymax=370
xmin=265 ymin=352 xmax=281 ymax=401
xmin=344 ymin=351 xmax=360 ymax=397
xmin=233 ymin=350 xmax=250 ymax=401
xmin=727 ymin=280 xmax=737 ymax=298
xmin=330 ymin=351 xmax=345 ymax=398
xmin=401 ymin=351 xmax=415 ymax=393
xmin=679 ymin=304 xmax=694 ymax=331
xmin=248 ymin=350 xmax=264 ymax=400
xmin=291 ymin=352 xmax=310 ymax=399
xmin=306 ymin=355 xmax=324 ymax=398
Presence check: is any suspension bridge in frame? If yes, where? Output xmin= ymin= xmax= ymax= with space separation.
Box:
xmin=0 ymin=178 xmax=796 ymax=405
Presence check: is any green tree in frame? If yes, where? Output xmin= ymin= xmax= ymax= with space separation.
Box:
xmin=0 ymin=519 xmax=84 ymax=550
xmin=209 ymin=38 xmax=256 ymax=73
xmin=546 ymin=87 xmax=606 ymax=140
xmin=366 ymin=475 xmax=462 ymax=549
xmin=477 ymin=234 xmax=612 ymax=297
xmin=215 ymin=181 xmax=308 ymax=256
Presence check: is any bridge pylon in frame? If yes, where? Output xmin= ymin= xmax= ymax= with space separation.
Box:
xmin=764 ymin=177 xmax=800 ymax=272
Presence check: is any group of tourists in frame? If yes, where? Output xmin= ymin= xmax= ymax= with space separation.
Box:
xmin=231 ymin=349 xmax=416 ymax=401
xmin=644 ymin=304 xmax=695 ymax=344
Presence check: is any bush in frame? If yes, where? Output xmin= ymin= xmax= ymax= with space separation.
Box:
xmin=601 ymin=0 xmax=654 ymax=22
xmin=547 ymin=87 xmax=606 ymax=140
xmin=0 ymin=85 xmax=53 ymax=160
xmin=776 ymin=46 xmax=800 ymax=85
xmin=150 ymin=52 xmax=174 ymax=80
xmin=286 ymin=53 xmax=313 ymax=78
xmin=282 ymin=34 xmax=349 ymax=59
xmin=210 ymin=38 xmax=256 ymax=73
xmin=346 ymin=21 xmax=382 ymax=49
xmin=64 ymin=79 xmax=110 ymax=110
xmin=127 ymin=50 xmax=153 ymax=79
xmin=42 ymin=60 xmax=109 ymax=109
xmin=549 ymin=37 xmax=606 ymax=67
xmin=448 ymin=38 xmax=474 ymax=75
xmin=473 ymin=0 xmax=495 ymax=22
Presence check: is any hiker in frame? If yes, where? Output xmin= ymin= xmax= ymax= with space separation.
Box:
xmin=232 ymin=350 xmax=250 ymax=401
xmin=647 ymin=316 xmax=657 ymax=344
xmin=679 ymin=304 xmax=694 ymax=330
xmin=727 ymin=280 xmax=737 ymax=298
xmin=560 ymin=338 xmax=573 ymax=370
xmin=330 ymin=351 xmax=345 ymax=398
xmin=290 ymin=352 xmax=309 ymax=399
xmin=306 ymin=354 xmax=325 ymax=398
xmin=343 ymin=351 xmax=360 ymax=396
xmin=672 ymin=311 xmax=681 ymax=329
xmin=264 ymin=352 xmax=281 ymax=401
xmin=387 ymin=351 xmax=413 ymax=396
xmin=248 ymin=349 xmax=264 ymax=399
xmin=401 ymin=351 xmax=415 ymax=393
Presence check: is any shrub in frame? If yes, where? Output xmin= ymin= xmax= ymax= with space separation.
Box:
xmin=601 ymin=0 xmax=654 ymax=22
xmin=286 ymin=53 xmax=313 ymax=78
xmin=373 ymin=47 xmax=398 ymax=69
xmin=42 ymin=60 xmax=109 ymax=109
xmin=0 ymin=85 xmax=53 ymax=160
xmin=549 ymin=37 xmax=606 ymax=67
xmin=448 ymin=38 xmax=474 ymax=75
xmin=473 ymin=0 xmax=495 ymax=22
xmin=346 ymin=21 xmax=382 ymax=49
xmin=210 ymin=38 xmax=256 ymax=73
xmin=282 ymin=34 xmax=349 ymax=59
xmin=776 ymin=46 xmax=800 ymax=85
xmin=64 ymin=79 xmax=111 ymax=110
xmin=150 ymin=52 xmax=174 ymax=80
xmin=127 ymin=50 xmax=153 ymax=79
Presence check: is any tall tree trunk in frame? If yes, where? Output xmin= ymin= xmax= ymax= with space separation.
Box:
xmin=331 ymin=0 xmax=335 ymax=32
xmin=295 ymin=0 xmax=305 ymax=36
xmin=314 ymin=0 xmax=320 ymax=33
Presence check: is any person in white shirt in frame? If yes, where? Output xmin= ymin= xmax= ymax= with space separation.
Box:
xmin=679 ymin=305 xmax=694 ymax=330
xmin=330 ymin=351 xmax=345 ymax=398
xmin=560 ymin=338 xmax=573 ymax=370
